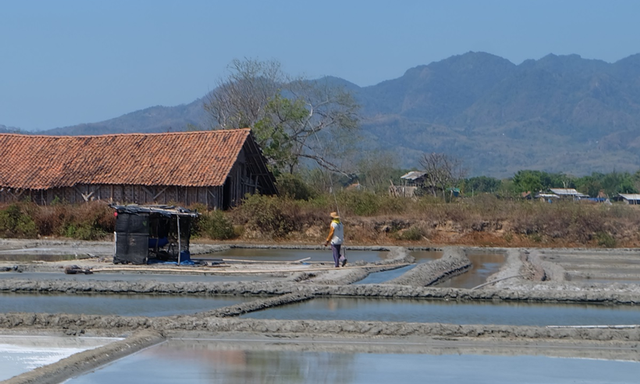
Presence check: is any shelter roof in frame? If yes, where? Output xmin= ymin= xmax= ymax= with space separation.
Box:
xmin=535 ymin=193 xmax=559 ymax=198
xmin=110 ymin=204 xmax=199 ymax=218
xmin=549 ymin=188 xmax=588 ymax=197
xmin=618 ymin=193 xmax=640 ymax=201
xmin=400 ymin=171 xmax=426 ymax=181
xmin=0 ymin=129 xmax=254 ymax=190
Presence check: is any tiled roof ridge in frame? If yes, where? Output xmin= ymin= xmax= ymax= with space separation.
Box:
xmin=0 ymin=128 xmax=251 ymax=139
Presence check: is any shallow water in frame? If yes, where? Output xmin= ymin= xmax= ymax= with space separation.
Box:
xmin=0 ymin=254 xmax=77 ymax=262
xmin=0 ymin=293 xmax=252 ymax=317
xmin=199 ymin=248 xmax=389 ymax=264
xmin=65 ymin=339 xmax=640 ymax=384
xmin=408 ymin=249 xmax=443 ymax=262
xmin=353 ymin=264 xmax=417 ymax=284
xmin=0 ymin=271 xmax=280 ymax=283
xmin=363 ymin=251 xmax=505 ymax=287
xmin=434 ymin=252 xmax=505 ymax=288
xmin=241 ymin=297 xmax=640 ymax=326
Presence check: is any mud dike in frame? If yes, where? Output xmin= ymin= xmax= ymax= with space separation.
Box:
xmin=2 ymin=243 xmax=640 ymax=383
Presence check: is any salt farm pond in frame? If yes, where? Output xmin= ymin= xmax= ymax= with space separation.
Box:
xmin=1 ymin=242 xmax=639 ymax=383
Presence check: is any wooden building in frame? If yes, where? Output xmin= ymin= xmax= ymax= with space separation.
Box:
xmin=0 ymin=129 xmax=277 ymax=209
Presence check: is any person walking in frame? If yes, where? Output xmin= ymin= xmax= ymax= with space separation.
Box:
xmin=324 ymin=211 xmax=346 ymax=267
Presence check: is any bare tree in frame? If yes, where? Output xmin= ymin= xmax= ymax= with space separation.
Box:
xmin=204 ymin=58 xmax=359 ymax=176
xmin=356 ymin=151 xmax=399 ymax=193
xmin=265 ymin=79 xmax=359 ymax=175
xmin=419 ymin=153 xmax=467 ymax=199
xmin=204 ymin=58 xmax=287 ymax=129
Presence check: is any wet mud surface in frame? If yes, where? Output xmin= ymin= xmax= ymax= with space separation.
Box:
xmin=2 ymin=240 xmax=640 ymax=382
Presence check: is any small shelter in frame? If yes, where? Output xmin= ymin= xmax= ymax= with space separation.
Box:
xmin=400 ymin=171 xmax=427 ymax=185
xmin=617 ymin=193 xmax=640 ymax=205
xmin=549 ymin=188 xmax=589 ymax=200
xmin=535 ymin=193 xmax=560 ymax=202
xmin=111 ymin=204 xmax=199 ymax=265
xmin=390 ymin=171 xmax=427 ymax=197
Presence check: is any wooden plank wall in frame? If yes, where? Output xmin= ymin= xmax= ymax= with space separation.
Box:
xmin=0 ymin=185 xmax=225 ymax=209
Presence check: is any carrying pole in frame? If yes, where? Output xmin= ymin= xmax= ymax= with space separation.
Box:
xmin=311 ymin=128 xmax=346 ymax=260
xmin=177 ymin=215 xmax=182 ymax=265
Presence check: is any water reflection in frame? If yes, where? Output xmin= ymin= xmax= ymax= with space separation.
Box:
xmin=66 ymin=340 xmax=640 ymax=384
xmin=434 ymin=252 xmax=505 ymax=288
xmin=0 ymin=271 xmax=278 ymax=283
xmin=0 ymin=293 xmax=251 ymax=317
xmin=407 ymin=250 xmax=443 ymax=263
xmin=354 ymin=265 xmax=417 ymax=284
xmin=199 ymin=248 xmax=388 ymax=264
xmin=242 ymin=297 xmax=640 ymax=326
xmin=0 ymin=254 xmax=77 ymax=262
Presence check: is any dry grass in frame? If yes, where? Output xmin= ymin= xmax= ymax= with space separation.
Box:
xmin=2 ymin=193 xmax=640 ymax=248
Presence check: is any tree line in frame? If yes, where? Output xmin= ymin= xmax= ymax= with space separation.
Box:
xmin=463 ymin=170 xmax=639 ymax=198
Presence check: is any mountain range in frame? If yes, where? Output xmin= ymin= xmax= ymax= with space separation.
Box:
xmin=11 ymin=52 xmax=640 ymax=178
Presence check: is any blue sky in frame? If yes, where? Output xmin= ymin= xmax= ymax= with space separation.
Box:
xmin=1 ymin=0 xmax=639 ymax=131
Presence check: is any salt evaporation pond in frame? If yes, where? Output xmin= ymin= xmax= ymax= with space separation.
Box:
xmin=242 ymin=297 xmax=640 ymax=326
xmin=199 ymin=248 xmax=389 ymax=263
xmin=434 ymin=252 xmax=505 ymax=288
xmin=354 ymin=264 xmax=418 ymax=284
xmin=0 ymin=335 xmax=116 ymax=382
xmin=0 ymin=293 xmax=253 ymax=317
xmin=358 ymin=250 xmax=504 ymax=287
xmin=0 ymin=254 xmax=78 ymax=262
xmin=65 ymin=339 xmax=640 ymax=384
xmin=0 ymin=271 xmax=280 ymax=283
xmin=407 ymin=249 xmax=443 ymax=262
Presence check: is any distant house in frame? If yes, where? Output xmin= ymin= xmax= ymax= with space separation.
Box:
xmin=534 ymin=193 xmax=559 ymax=202
xmin=390 ymin=171 xmax=427 ymax=197
xmin=549 ymin=188 xmax=589 ymax=200
xmin=400 ymin=171 xmax=427 ymax=186
xmin=617 ymin=193 xmax=640 ymax=205
xmin=0 ymin=129 xmax=277 ymax=209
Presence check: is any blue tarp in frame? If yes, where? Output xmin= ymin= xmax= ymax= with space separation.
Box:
xmin=148 ymin=258 xmax=196 ymax=266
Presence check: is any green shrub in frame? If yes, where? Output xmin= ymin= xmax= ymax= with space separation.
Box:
xmin=503 ymin=232 xmax=513 ymax=243
xmin=62 ymin=222 xmax=109 ymax=240
xmin=595 ymin=232 xmax=616 ymax=248
xmin=58 ymin=201 xmax=114 ymax=240
xmin=234 ymin=194 xmax=300 ymax=238
xmin=0 ymin=203 xmax=37 ymax=238
xmin=276 ymin=173 xmax=317 ymax=200
xmin=197 ymin=210 xmax=236 ymax=240
xmin=529 ymin=233 xmax=543 ymax=243
xmin=396 ymin=226 xmax=424 ymax=241
xmin=337 ymin=190 xmax=380 ymax=216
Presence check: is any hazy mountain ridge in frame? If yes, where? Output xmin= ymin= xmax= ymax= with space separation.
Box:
xmin=11 ymin=52 xmax=640 ymax=178
xmin=42 ymin=98 xmax=208 ymax=135
xmin=357 ymin=52 xmax=640 ymax=177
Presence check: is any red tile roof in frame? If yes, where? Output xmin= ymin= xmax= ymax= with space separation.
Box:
xmin=0 ymin=129 xmax=252 ymax=189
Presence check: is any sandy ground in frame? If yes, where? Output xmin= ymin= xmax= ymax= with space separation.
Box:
xmin=2 ymin=239 xmax=640 ymax=383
